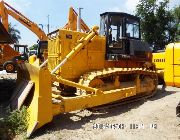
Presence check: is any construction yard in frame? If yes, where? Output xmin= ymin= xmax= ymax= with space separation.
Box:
xmin=0 ymin=0 xmax=179 ymax=139
xmin=0 ymin=72 xmax=179 ymax=140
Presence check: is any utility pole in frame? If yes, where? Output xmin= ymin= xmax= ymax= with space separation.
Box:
xmin=47 ymin=15 xmax=50 ymax=33
xmin=77 ymin=7 xmax=83 ymax=32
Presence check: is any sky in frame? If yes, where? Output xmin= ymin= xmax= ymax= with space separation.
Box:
xmin=3 ymin=0 xmax=180 ymax=47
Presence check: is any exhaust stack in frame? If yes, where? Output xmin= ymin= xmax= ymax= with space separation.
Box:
xmin=77 ymin=7 xmax=83 ymax=32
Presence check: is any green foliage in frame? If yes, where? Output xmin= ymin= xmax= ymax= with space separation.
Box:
xmin=173 ymin=6 xmax=180 ymax=41
xmin=136 ymin=0 xmax=179 ymax=50
xmin=29 ymin=44 xmax=38 ymax=50
xmin=8 ymin=23 xmax=21 ymax=43
xmin=5 ymin=106 xmax=29 ymax=134
xmin=0 ymin=106 xmax=29 ymax=139
xmin=0 ymin=119 xmax=14 ymax=140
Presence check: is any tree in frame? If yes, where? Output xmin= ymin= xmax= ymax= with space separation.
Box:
xmin=29 ymin=44 xmax=38 ymax=50
xmin=8 ymin=23 xmax=21 ymax=43
xmin=136 ymin=0 xmax=179 ymax=50
xmin=173 ymin=6 xmax=180 ymax=41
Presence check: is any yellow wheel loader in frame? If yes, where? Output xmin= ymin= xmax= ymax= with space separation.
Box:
xmin=152 ymin=42 xmax=180 ymax=117
xmin=153 ymin=42 xmax=180 ymax=87
xmin=11 ymin=12 xmax=158 ymax=137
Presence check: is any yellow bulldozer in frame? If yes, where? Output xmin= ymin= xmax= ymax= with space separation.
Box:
xmin=11 ymin=12 xmax=158 ymax=137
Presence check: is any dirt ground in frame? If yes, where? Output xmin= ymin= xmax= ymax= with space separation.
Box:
xmin=30 ymin=86 xmax=180 ymax=140
xmin=0 ymin=72 xmax=180 ymax=140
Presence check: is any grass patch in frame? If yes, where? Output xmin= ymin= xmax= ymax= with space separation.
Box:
xmin=0 ymin=106 xmax=29 ymax=139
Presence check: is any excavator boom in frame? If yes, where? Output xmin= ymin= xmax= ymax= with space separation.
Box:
xmin=0 ymin=1 xmax=90 ymax=41
xmin=0 ymin=1 xmax=48 ymax=41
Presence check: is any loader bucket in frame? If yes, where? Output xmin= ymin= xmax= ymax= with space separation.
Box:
xmin=10 ymin=62 xmax=53 ymax=137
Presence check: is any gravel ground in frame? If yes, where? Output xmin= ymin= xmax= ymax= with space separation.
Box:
xmin=0 ymin=72 xmax=179 ymax=140
xmin=30 ymin=86 xmax=180 ymax=140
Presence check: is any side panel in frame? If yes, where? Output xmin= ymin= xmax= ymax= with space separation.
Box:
xmin=48 ymin=29 xmax=106 ymax=80
xmin=164 ymin=42 xmax=180 ymax=87
xmin=174 ymin=77 xmax=180 ymax=87
xmin=174 ymin=43 xmax=180 ymax=65
xmin=152 ymin=52 xmax=165 ymax=70
xmin=173 ymin=43 xmax=180 ymax=87
xmin=48 ymin=30 xmax=87 ymax=80
xmin=164 ymin=43 xmax=174 ymax=86
xmin=174 ymin=65 xmax=180 ymax=77
xmin=87 ymin=36 xmax=106 ymax=69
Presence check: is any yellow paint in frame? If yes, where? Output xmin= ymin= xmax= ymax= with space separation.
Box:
xmin=153 ymin=42 xmax=180 ymax=87
xmin=165 ymin=43 xmax=180 ymax=87
xmin=152 ymin=51 xmax=165 ymax=70
xmin=174 ymin=43 xmax=180 ymax=65
xmin=13 ymin=27 xmax=158 ymax=137
xmin=16 ymin=63 xmax=53 ymax=137
xmin=48 ymin=27 xmax=106 ymax=80
xmin=28 ymin=55 xmax=37 ymax=64
xmin=60 ymin=87 xmax=136 ymax=113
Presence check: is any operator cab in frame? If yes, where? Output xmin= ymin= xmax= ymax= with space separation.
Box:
xmin=37 ymin=41 xmax=48 ymax=61
xmin=100 ymin=12 xmax=151 ymax=60
xmin=14 ymin=44 xmax=28 ymax=61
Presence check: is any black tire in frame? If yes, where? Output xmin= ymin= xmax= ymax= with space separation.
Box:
xmin=3 ymin=61 xmax=16 ymax=73
xmin=177 ymin=102 xmax=180 ymax=117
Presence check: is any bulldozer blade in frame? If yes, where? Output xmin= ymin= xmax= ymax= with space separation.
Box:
xmin=10 ymin=80 xmax=34 ymax=110
xmin=10 ymin=63 xmax=53 ymax=137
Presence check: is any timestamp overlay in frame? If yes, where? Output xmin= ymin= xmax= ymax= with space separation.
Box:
xmin=93 ymin=123 xmax=158 ymax=130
